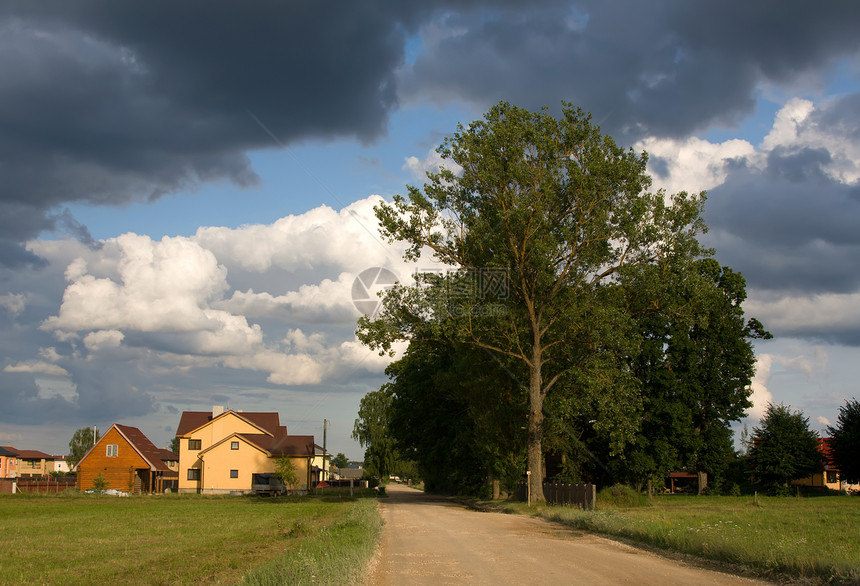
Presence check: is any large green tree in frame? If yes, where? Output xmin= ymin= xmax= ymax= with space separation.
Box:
xmin=331 ymin=453 xmax=350 ymax=470
xmin=748 ymin=403 xmax=823 ymax=494
xmin=352 ymin=387 xmax=403 ymax=480
xmin=67 ymin=427 xmax=100 ymax=467
xmin=826 ymin=398 xmax=860 ymax=484
xmin=358 ymin=101 xmax=707 ymax=500
xmin=621 ymin=258 xmax=770 ymax=493
xmin=383 ymin=339 xmax=527 ymax=496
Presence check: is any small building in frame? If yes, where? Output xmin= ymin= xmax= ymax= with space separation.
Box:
xmin=75 ymin=424 xmax=176 ymax=493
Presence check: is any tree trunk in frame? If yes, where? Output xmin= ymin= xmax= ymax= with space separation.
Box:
xmin=697 ymin=470 xmax=707 ymax=495
xmin=528 ymin=344 xmax=546 ymax=502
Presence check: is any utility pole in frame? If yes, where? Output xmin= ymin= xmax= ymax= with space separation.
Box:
xmin=322 ymin=419 xmax=327 ymax=482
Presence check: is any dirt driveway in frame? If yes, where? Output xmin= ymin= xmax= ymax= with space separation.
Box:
xmin=364 ymin=484 xmax=769 ymax=585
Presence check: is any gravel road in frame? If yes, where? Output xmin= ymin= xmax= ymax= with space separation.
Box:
xmin=364 ymin=483 xmax=770 ymax=585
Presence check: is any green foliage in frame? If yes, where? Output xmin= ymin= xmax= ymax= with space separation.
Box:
xmin=168 ymin=436 xmax=180 ymax=454
xmin=381 ymin=340 xmax=526 ymax=496
xmin=274 ymin=457 xmax=299 ymax=490
xmin=826 ymin=398 xmax=860 ymax=484
xmin=330 ymin=452 xmax=350 ymax=470
xmin=358 ymin=101 xmax=710 ymax=500
xmin=67 ymin=427 xmax=100 ymax=467
xmin=352 ymin=388 xmax=416 ymax=480
xmin=615 ymin=259 xmax=770 ymax=489
xmin=596 ymin=485 xmax=650 ymax=508
xmin=748 ymin=403 xmax=823 ymax=494
xmin=91 ymin=474 xmax=109 ymax=491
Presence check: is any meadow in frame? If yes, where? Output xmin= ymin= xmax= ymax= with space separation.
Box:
xmin=0 ymin=490 xmax=381 ymax=585
xmin=502 ymin=493 xmax=860 ymax=584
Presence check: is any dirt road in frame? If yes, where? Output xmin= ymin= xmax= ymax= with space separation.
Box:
xmin=364 ymin=484 xmax=768 ymax=585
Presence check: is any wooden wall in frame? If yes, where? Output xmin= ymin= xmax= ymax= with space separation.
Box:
xmin=76 ymin=427 xmax=150 ymax=493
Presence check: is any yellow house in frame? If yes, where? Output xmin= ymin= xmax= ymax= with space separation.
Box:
xmin=176 ymin=407 xmax=321 ymax=494
xmin=792 ymin=438 xmax=859 ymax=493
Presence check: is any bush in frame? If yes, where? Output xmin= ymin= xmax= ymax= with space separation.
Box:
xmin=597 ymin=485 xmax=650 ymax=508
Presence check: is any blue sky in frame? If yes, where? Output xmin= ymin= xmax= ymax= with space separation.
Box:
xmin=1 ymin=1 xmax=859 ymax=462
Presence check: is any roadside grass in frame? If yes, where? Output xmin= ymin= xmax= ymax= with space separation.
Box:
xmin=0 ymin=490 xmax=381 ymax=585
xmin=500 ymin=494 xmax=860 ymax=584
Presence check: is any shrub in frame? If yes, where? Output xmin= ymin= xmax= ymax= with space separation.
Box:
xmin=92 ymin=474 xmax=109 ymax=491
xmin=597 ymin=485 xmax=650 ymax=508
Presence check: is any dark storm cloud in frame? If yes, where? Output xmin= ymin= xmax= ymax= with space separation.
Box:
xmin=0 ymin=359 xmax=154 ymax=425
xmin=703 ymin=153 xmax=860 ymax=296
xmin=0 ymin=0 xmax=431 ymax=265
xmin=0 ymin=371 xmax=76 ymax=424
xmin=702 ymin=90 xmax=860 ymax=298
xmin=402 ymin=0 xmax=860 ymax=140
xmin=2 ymin=0 xmax=858 ymax=267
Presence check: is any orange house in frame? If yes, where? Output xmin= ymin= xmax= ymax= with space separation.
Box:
xmin=75 ymin=424 xmax=177 ymax=494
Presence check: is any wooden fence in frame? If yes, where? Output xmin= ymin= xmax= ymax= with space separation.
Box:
xmin=8 ymin=477 xmax=77 ymax=494
xmin=514 ymin=482 xmax=596 ymax=510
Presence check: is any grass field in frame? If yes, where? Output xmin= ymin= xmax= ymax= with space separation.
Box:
xmin=0 ymin=490 xmax=381 ymax=585
xmin=502 ymin=494 xmax=860 ymax=584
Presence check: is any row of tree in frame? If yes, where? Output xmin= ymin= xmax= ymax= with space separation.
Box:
xmin=352 ymin=101 xmax=775 ymax=500
xmin=746 ymin=399 xmax=860 ymax=495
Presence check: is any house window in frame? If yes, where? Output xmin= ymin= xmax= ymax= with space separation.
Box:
xmin=826 ymin=471 xmax=838 ymax=484
xmin=106 ymin=444 xmax=118 ymax=457
xmin=188 ymin=439 xmax=202 ymax=450
xmin=230 ymin=469 xmax=238 ymax=478
xmin=231 ymin=441 xmax=239 ymax=450
xmin=187 ymin=469 xmax=200 ymax=481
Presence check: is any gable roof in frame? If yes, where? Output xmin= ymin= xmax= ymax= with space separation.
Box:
xmin=77 ymin=424 xmax=171 ymax=472
xmin=0 ymin=446 xmax=19 ymax=457
xmin=113 ymin=425 xmax=173 ymax=472
xmin=156 ymin=448 xmax=179 ymax=461
xmin=197 ymin=433 xmax=315 ymax=458
xmin=175 ymin=410 xmax=283 ymax=437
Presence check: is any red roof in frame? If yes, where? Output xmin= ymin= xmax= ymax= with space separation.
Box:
xmin=236 ymin=434 xmax=315 ymax=457
xmin=818 ymin=438 xmax=837 ymax=468
xmin=156 ymin=448 xmax=178 ymax=461
xmin=112 ymin=424 xmax=172 ymax=472
xmin=175 ymin=410 xmax=282 ymax=437
xmin=13 ymin=449 xmax=55 ymax=460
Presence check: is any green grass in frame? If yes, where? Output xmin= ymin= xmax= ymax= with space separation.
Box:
xmin=500 ymin=494 xmax=860 ymax=584
xmin=0 ymin=491 xmax=381 ymax=585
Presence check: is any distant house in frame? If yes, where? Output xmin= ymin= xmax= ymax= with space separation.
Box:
xmin=175 ymin=406 xmax=323 ymax=494
xmin=52 ymin=456 xmax=71 ymax=474
xmin=793 ymin=438 xmax=859 ymax=493
xmin=0 ymin=446 xmax=18 ymax=478
xmin=10 ymin=449 xmax=56 ymax=477
xmin=75 ymin=424 xmax=177 ymax=493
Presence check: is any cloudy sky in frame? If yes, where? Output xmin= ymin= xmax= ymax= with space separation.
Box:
xmin=1 ymin=1 xmax=859 ymax=459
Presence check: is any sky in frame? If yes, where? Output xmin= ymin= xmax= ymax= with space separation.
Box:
xmin=1 ymin=1 xmax=859 ymax=460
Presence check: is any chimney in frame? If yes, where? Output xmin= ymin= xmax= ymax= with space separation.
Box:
xmin=212 ymin=405 xmax=225 ymax=418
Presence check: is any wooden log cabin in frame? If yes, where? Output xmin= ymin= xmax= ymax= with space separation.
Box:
xmin=75 ymin=424 xmax=178 ymax=494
